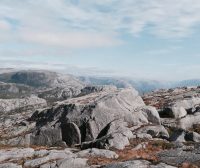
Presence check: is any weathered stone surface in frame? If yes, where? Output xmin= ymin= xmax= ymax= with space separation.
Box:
xmin=80 ymin=120 xmax=134 ymax=150
xmin=79 ymin=85 xmax=117 ymax=97
xmin=136 ymin=125 xmax=169 ymax=139
xmin=0 ymin=148 xmax=34 ymax=162
xmin=0 ymin=163 xmax=22 ymax=168
xmin=0 ymin=133 xmax=31 ymax=147
xmin=101 ymin=160 xmax=151 ymax=168
xmin=56 ymin=158 xmax=88 ymax=168
xmin=141 ymin=106 xmax=161 ymax=124
xmin=30 ymin=127 xmax=62 ymax=146
xmin=105 ymin=120 xmax=134 ymax=150
xmin=158 ymin=146 xmax=200 ymax=166
xmin=31 ymin=88 xmax=146 ymax=147
xmin=0 ymin=95 xmax=47 ymax=114
xmin=77 ymin=148 xmax=119 ymax=159
xmin=178 ymin=113 xmax=200 ymax=129
xmin=102 ymin=160 xmax=176 ymax=168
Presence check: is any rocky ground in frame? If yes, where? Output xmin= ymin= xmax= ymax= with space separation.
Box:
xmin=1 ymin=70 xmax=200 ymax=167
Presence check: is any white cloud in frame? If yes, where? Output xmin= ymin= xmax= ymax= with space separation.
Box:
xmin=0 ymin=20 xmax=10 ymax=30
xmin=20 ymin=30 xmax=121 ymax=48
xmin=0 ymin=0 xmax=200 ymax=52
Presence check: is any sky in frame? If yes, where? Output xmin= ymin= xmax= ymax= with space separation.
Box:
xmin=0 ymin=0 xmax=200 ymax=80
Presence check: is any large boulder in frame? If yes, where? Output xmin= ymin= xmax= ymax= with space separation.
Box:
xmin=178 ymin=112 xmax=200 ymax=129
xmin=160 ymin=97 xmax=200 ymax=119
xmin=141 ymin=106 xmax=161 ymax=124
xmin=173 ymin=97 xmax=200 ymax=110
xmin=136 ymin=125 xmax=169 ymax=139
xmin=30 ymin=87 xmax=149 ymax=147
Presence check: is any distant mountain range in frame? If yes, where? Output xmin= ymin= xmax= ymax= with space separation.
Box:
xmin=0 ymin=68 xmax=200 ymax=94
xmin=79 ymin=76 xmax=200 ymax=94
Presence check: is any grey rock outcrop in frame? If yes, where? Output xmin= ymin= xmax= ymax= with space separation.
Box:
xmin=30 ymin=127 xmax=62 ymax=146
xmin=0 ymin=163 xmax=22 ymax=168
xmin=141 ymin=106 xmax=161 ymax=124
xmin=30 ymin=87 xmax=148 ymax=147
xmin=158 ymin=146 xmax=200 ymax=166
xmin=136 ymin=125 xmax=169 ymax=139
xmin=102 ymin=160 xmax=176 ymax=168
xmin=0 ymin=70 xmax=85 ymax=102
xmin=0 ymin=82 xmax=33 ymax=99
xmin=77 ymin=148 xmax=119 ymax=159
xmin=0 ymin=95 xmax=47 ymax=114
xmin=0 ymin=70 xmax=83 ymax=88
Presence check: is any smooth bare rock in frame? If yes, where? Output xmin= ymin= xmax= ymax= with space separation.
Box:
xmin=80 ymin=120 xmax=134 ymax=150
xmin=30 ymin=127 xmax=62 ymax=146
xmin=79 ymin=85 xmax=117 ymax=97
xmin=171 ymin=107 xmax=187 ymax=119
xmin=102 ymin=160 xmax=151 ymax=168
xmin=24 ymin=149 xmax=75 ymax=168
xmin=105 ymin=120 xmax=134 ymax=150
xmin=0 ymin=148 xmax=34 ymax=162
xmin=0 ymin=163 xmax=22 ymax=168
xmin=0 ymin=133 xmax=31 ymax=147
xmin=141 ymin=106 xmax=161 ymax=124
xmin=31 ymin=88 xmax=146 ymax=146
xmin=108 ymin=131 xmax=132 ymax=150
xmin=173 ymin=97 xmax=200 ymax=110
xmin=136 ymin=125 xmax=169 ymax=139
xmin=77 ymin=148 xmax=119 ymax=159
xmin=160 ymin=97 xmax=200 ymax=119
xmin=24 ymin=157 xmax=50 ymax=168
xmin=108 ymin=132 xmax=130 ymax=150
xmin=178 ymin=113 xmax=200 ymax=129
xmin=102 ymin=159 xmax=177 ymax=168
xmin=56 ymin=158 xmax=88 ymax=168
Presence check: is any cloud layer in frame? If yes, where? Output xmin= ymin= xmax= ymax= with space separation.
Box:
xmin=0 ymin=0 xmax=200 ymax=80
xmin=1 ymin=0 xmax=200 ymax=49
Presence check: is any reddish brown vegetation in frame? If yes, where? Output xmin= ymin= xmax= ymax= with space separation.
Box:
xmin=88 ymin=139 xmax=174 ymax=166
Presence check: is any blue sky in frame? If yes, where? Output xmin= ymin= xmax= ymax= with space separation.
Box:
xmin=0 ymin=0 xmax=200 ymax=80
